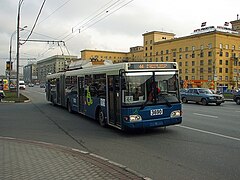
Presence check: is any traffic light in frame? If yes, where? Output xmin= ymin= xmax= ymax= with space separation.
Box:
xmin=6 ymin=61 xmax=13 ymax=71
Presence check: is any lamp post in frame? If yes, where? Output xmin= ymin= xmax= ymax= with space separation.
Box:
xmin=9 ymin=26 xmax=27 ymax=89
xmin=16 ymin=0 xmax=24 ymax=98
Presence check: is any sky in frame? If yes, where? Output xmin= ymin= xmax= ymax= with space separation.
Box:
xmin=0 ymin=0 xmax=239 ymax=75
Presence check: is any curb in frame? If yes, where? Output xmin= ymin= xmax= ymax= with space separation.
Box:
xmin=0 ymin=136 xmax=151 ymax=180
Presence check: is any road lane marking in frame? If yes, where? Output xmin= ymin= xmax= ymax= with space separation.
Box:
xmin=193 ymin=113 xmax=218 ymax=119
xmin=176 ymin=125 xmax=240 ymax=142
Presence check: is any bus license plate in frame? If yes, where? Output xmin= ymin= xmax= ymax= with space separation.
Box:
xmin=150 ymin=109 xmax=163 ymax=116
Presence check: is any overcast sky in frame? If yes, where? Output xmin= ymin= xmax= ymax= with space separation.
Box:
xmin=0 ymin=0 xmax=239 ymax=75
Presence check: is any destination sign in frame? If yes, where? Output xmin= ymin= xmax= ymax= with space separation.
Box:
xmin=128 ymin=63 xmax=176 ymax=70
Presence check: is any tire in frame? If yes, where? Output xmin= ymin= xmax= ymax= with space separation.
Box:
xmin=98 ymin=108 xmax=106 ymax=127
xmin=236 ymin=98 xmax=240 ymax=105
xmin=216 ymin=102 xmax=221 ymax=106
xmin=182 ymin=97 xmax=188 ymax=103
xmin=67 ymin=100 xmax=73 ymax=113
xmin=201 ymin=98 xmax=208 ymax=106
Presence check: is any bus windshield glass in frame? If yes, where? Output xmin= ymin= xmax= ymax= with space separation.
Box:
xmin=122 ymin=72 xmax=180 ymax=106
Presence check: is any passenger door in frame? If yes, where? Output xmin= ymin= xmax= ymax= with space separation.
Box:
xmin=78 ymin=77 xmax=85 ymax=114
xmin=108 ymin=76 xmax=121 ymax=127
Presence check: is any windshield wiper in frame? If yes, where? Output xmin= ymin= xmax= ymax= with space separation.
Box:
xmin=158 ymin=93 xmax=172 ymax=107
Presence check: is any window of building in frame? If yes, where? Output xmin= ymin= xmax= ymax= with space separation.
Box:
xmin=160 ymin=56 xmax=163 ymax=62
xmin=225 ymin=44 xmax=229 ymax=49
xmin=192 ymin=61 xmax=195 ymax=66
xmin=208 ymin=59 xmax=212 ymax=65
xmin=173 ymin=51 xmax=176 ymax=57
xmin=156 ymin=58 xmax=158 ymax=62
xmin=145 ymin=53 xmax=147 ymax=57
xmin=166 ymin=56 xmax=169 ymax=61
xmin=166 ymin=50 xmax=169 ymax=54
xmin=192 ymin=46 xmax=195 ymax=51
xmin=208 ymin=67 xmax=212 ymax=73
xmin=225 ymin=60 xmax=228 ymax=65
xmin=219 ymin=76 xmax=222 ymax=80
xmin=200 ymin=60 xmax=204 ymax=66
xmin=200 ymin=76 xmax=203 ymax=80
xmin=179 ymin=62 xmax=182 ymax=66
xmin=200 ymin=45 xmax=204 ymax=50
xmin=185 ymin=69 xmax=188 ymax=73
xmin=232 ymin=45 xmax=235 ymax=50
xmin=219 ymin=51 xmax=223 ymax=56
xmin=150 ymin=40 xmax=153 ymax=44
xmin=145 ymin=40 xmax=148 ymax=45
xmin=185 ymin=47 xmax=188 ymax=51
xmin=161 ymin=50 xmax=163 ymax=55
xmin=220 ymin=43 xmax=223 ymax=49
xmin=192 ymin=76 xmax=195 ymax=80
xmin=219 ymin=68 xmax=222 ymax=73
xmin=179 ymin=69 xmax=182 ymax=73
xmin=219 ymin=60 xmax=222 ymax=65
xmin=173 ymin=59 xmax=176 ymax=62
xmin=225 ymin=76 xmax=228 ymax=81
xmin=145 ymin=47 xmax=148 ymax=51
xmin=200 ymin=51 xmax=204 ymax=57
xmin=185 ymin=76 xmax=188 ymax=80
xmin=150 ymin=52 xmax=152 ymax=56
xmin=200 ymin=68 xmax=204 ymax=73
xmin=150 ymin=46 xmax=152 ymax=50
xmin=192 ymin=53 xmax=195 ymax=58
xmin=226 ymin=52 xmax=229 ymax=57
xmin=156 ymin=52 xmax=158 ymax=55
xmin=208 ymin=51 xmax=212 ymax=57
xmin=225 ymin=68 xmax=228 ymax=73
xmin=185 ymin=61 xmax=188 ymax=66
xmin=192 ymin=68 xmax=195 ymax=73
xmin=185 ymin=54 xmax=189 ymax=59
xmin=179 ymin=54 xmax=182 ymax=59
xmin=179 ymin=48 xmax=182 ymax=52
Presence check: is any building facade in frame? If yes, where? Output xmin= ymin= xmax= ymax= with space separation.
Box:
xmin=23 ymin=63 xmax=37 ymax=83
xmin=37 ymin=55 xmax=78 ymax=83
xmin=81 ymin=19 xmax=240 ymax=89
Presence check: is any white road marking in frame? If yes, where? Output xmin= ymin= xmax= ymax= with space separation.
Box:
xmin=193 ymin=113 xmax=218 ymax=119
xmin=176 ymin=125 xmax=240 ymax=142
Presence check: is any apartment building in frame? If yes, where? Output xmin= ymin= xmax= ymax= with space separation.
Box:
xmin=37 ymin=55 xmax=78 ymax=83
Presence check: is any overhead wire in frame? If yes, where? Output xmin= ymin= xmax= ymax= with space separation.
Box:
xmin=64 ymin=0 xmax=134 ymax=42
xmin=21 ymin=0 xmax=47 ymax=45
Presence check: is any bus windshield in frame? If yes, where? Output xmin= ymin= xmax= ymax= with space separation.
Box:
xmin=122 ymin=72 xmax=180 ymax=106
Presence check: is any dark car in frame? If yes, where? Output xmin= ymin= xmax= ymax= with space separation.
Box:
xmin=40 ymin=84 xmax=45 ymax=88
xmin=181 ymin=88 xmax=225 ymax=106
xmin=233 ymin=90 xmax=240 ymax=105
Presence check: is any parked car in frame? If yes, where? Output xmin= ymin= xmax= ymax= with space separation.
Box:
xmin=40 ymin=84 xmax=45 ymax=88
xmin=233 ymin=91 xmax=240 ymax=105
xmin=28 ymin=83 xmax=34 ymax=87
xmin=181 ymin=88 xmax=225 ymax=106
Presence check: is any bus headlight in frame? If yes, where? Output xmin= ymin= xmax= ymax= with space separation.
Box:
xmin=170 ymin=110 xmax=181 ymax=118
xmin=129 ymin=115 xmax=142 ymax=122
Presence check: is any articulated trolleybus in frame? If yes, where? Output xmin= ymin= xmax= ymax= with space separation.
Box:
xmin=46 ymin=62 xmax=182 ymax=131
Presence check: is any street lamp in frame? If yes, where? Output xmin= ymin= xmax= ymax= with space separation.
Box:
xmin=16 ymin=0 xmax=24 ymax=98
xmin=9 ymin=26 xmax=27 ymax=88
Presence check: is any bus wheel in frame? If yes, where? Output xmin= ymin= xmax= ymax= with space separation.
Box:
xmin=98 ymin=109 xmax=106 ymax=127
xmin=67 ymin=101 xmax=73 ymax=113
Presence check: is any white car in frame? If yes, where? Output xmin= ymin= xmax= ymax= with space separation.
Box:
xmin=19 ymin=81 xmax=26 ymax=90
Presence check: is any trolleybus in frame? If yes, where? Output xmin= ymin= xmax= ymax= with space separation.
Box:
xmin=46 ymin=62 xmax=182 ymax=130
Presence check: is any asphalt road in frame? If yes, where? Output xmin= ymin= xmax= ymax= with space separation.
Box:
xmin=0 ymin=86 xmax=239 ymax=180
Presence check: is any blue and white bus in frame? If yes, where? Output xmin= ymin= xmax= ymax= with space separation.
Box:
xmin=46 ymin=62 xmax=182 ymax=130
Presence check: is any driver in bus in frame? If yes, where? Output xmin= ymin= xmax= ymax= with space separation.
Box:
xmin=148 ymin=82 xmax=160 ymax=101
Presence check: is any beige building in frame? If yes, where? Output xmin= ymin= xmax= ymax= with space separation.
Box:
xmin=81 ymin=19 xmax=240 ymax=89
xmin=37 ymin=55 xmax=78 ymax=83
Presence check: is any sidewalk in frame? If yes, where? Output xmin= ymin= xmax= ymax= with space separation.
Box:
xmin=0 ymin=136 xmax=150 ymax=180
